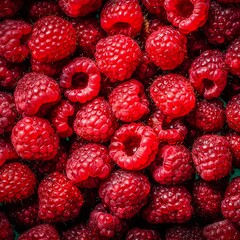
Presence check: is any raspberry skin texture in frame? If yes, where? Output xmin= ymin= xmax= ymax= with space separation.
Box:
xmin=109 ymin=80 xmax=150 ymax=122
xmin=60 ymin=57 xmax=101 ymax=103
xmin=0 ymin=162 xmax=36 ymax=203
xmin=226 ymin=133 xmax=240 ymax=168
xmin=109 ymin=123 xmax=159 ymax=171
xmin=28 ymin=16 xmax=76 ymax=63
xmin=99 ymin=170 xmax=151 ymax=219
xmin=0 ymin=0 xmax=23 ymax=19
xmin=145 ymin=26 xmax=187 ymax=70
xmin=142 ymin=0 xmax=165 ymax=18
xmin=95 ymin=34 xmax=142 ymax=82
xmin=150 ymin=74 xmax=196 ymax=121
xmin=189 ymin=50 xmax=228 ymax=100
xmin=14 ymin=72 xmax=61 ymax=117
xmin=192 ymin=135 xmax=232 ymax=181
xmin=74 ymin=97 xmax=117 ymax=143
xmin=100 ymin=0 xmax=143 ymax=37
xmin=0 ymin=138 xmax=18 ymax=167
xmin=11 ymin=116 xmax=59 ymax=161
xmin=0 ymin=212 xmax=13 ymax=240
xmin=142 ymin=185 xmax=193 ymax=224
xmin=164 ymin=0 xmax=210 ymax=34
xmin=38 ymin=171 xmax=83 ymax=222
xmin=126 ymin=227 xmax=161 ymax=240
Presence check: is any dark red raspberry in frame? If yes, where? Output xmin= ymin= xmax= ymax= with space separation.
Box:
xmin=95 ymin=34 xmax=142 ymax=82
xmin=0 ymin=0 xmax=23 ymax=18
xmin=0 ymin=19 xmax=31 ymax=63
xmin=192 ymin=135 xmax=232 ymax=181
xmin=11 ymin=116 xmax=59 ymax=160
xmin=145 ymin=26 xmax=187 ymax=70
xmin=99 ymin=170 xmax=151 ymax=219
xmin=109 ymin=123 xmax=158 ymax=170
xmin=189 ymin=50 xmax=228 ymax=100
xmin=74 ymin=97 xmax=117 ymax=142
xmin=0 ymin=162 xmax=36 ymax=202
xmin=226 ymin=133 xmax=240 ymax=168
xmin=150 ymin=74 xmax=196 ymax=121
xmin=14 ymin=72 xmax=61 ymax=117
xmin=101 ymin=0 xmax=143 ymax=36
xmin=0 ymin=212 xmax=13 ymax=240
xmin=142 ymin=0 xmax=165 ymax=18
xmin=217 ymin=0 xmax=240 ymax=2
xmin=109 ymin=80 xmax=149 ymax=122
xmin=126 ymin=227 xmax=161 ymax=240
xmin=28 ymin=16 xmax=76 ymax=63
xmin=38 ymin=171 xmax=83 ymax=222
xmin=142 ymin=185 xmax=193 ymax=224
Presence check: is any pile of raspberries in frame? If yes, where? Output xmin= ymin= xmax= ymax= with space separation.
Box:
xmin=1 ymin=0 xmax=240 ymax=239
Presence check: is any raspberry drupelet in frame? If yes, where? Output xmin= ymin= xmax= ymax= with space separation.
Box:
xmin=226 ymin=133 xmax=240 ymax=168
xmin=142 ymin=0 xmax=165 ymax=18
xmin=0 ymin=212 xmax=13 ymax=240
xmin=126 ymin=227 xmax=161 ymax=240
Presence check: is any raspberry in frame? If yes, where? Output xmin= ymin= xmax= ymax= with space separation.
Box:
xmin=142 ymin=0 xmax=165 ymax=18
xmin=217 ymin=0 xmax=240 ymax=2
xmin=38 ymin=171 xmax=83 ymax=222
xmin=14 ymin=72 xmax=61 ymax=117
xmin=0 ymin=162 xmax=36 ymax=202
xmin=100 ymin=0 xmax=143 ymax=37
xmin=142 ymin=185 xmax=193 ymax=224
xmin=0 ymin=212 xmax=13 ymax=240
xmin=150 ymin=74 xmax=196 ymax=121
xmin=95 ymin=34 xmax=142 ymax=82
xmin=0 ymin=137 xmax=18 ymax=166
xmin=109 ymin=123 xmax=158 ymax=170
xmin=28 ymin=16 xmax=76 ymax=63
xmin=226 ymin=133 xmax=240 ymax=168
xmin=74 ymin=97 xmax=117 ymax=142
xmin=192 ymin=135 xmax=232 ymax=181
xmin=145 ymin=26 xmax=187 ymax=70
xmin=60 ymin=57 xmax=101 ymax=103
xmin=109 ymin=80 xmax=150 ymax=122
xmin=11 ymin=116 xmax=59 ymax=160
xmin=0 ymin=0 xmax=23 ymax=18
xmin=126 ymin=227 xmax=161 ymax=240
xmin=189 ymin=50 xmax=228 ymax=100
xmin=99 ymin=170 xmax=151 ymax=219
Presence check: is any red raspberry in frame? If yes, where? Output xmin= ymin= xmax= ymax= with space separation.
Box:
xmin=100 ymin=0 xmax=143 ymax=37
xmin=109 ymin=80 xmax=149 ymax=122
xmin=145 ymin=26 xmax=187 ymax=70
xmin=142 ymin=0 xmax=165 ymax=18
xmin=60 ymin=57 xmax=101 ymax=103
xmin=189 ymin=50 xmax=228 ymax=100
xmin=38 ymin=171 xmax=83 ymax=222
xmin=109 ymin=123 xmax=158 ymax=170
xmin=142 ymin=185 xmax=193 ymax=224
xmin=74 ymin=97 xmax=117 ymax=142
xmin=192 ymin=135 xmax=232 ymax=181
xmin=95 ymin=34 xmax=142 ymax=82
xmin=0 ymin=212 xmax=13 ymax=240
xmin=0 ymin=137 xmax=18 ymax=166
xmin=0 ymin=162 xmax=36 ymax=202
xmin=99 ymin=170 xmax=151 ymax=219
xmin=28 ymin=16 xmax=76 ymax=63
xmin=14 ymin=72 xmax=61 ymax=117
xmin=11 ymin=116 xmax=59 ymax=160
xmin=0 ymin=0 xmax=23 ymax=18
xmin=226 ymin=133 xmax=240 ymax=168
xmin=150 ymin=74 xmax=196 ymax=121
xmin=0 ymin=19 xmax=31 ymax=63
xmin=126 ymin=227 xmax=161 ymax=240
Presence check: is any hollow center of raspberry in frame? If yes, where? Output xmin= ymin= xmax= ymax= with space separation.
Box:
xmin=203 ymin=78 xmax=215 ymax=91
xmin=175 ymin=0 xmax=194 ymax=18
xmin=123 ymin=135 xmax=141 ymax=156
xmin=111 ymin=22 xmax=132 ymax=34
xmin=72 ymin=72 xmax=89 ymax=89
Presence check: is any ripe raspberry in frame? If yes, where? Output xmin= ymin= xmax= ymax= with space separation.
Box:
xmin=0 ymin=162 xmax=36 ymax=202
xmin=189 ymin=50 xmax=228 ymax=100
xmin=150 ymin=74 xmax=196 ymax=121
xmin=95 ymin=34 xmax=142 ymax=82
xmin=142 ymin=0 xmax=165 ymax=18
xmin=192 ymin=135 xmax=232 ymax=181
xmin=109 ymin=80 xmax=149 ymax=122
xmin=0 ymin=0 xmax=23 ymax=18
xmin=109 ymin=123 xmax=158 ymax=170
xmin=126 ymin=227 xmax=161 ymax=240
xmin=14 ymin=72 xmax=61 ymax=117
xmin=142 ymin=185 xmax=193 ymax=224
xmin=38 ymin=171 xmax=83 ymax=222
xmin=0 ymin=19 xmax=31 ymax=63
xmin=11 ymin=116 xmax=59 ymax=160
xmin=99 ymin=170 xmax=151 ymax=219
xmin=145 ymin=26 xmax=187 ymax=70
xmin=226 ymin=133 xmax=240 ymax=168
xmin=0 ymin=212 xmax=13 ymax=240
xmin=101 ymin=0 xmax=143 ymax=36
xmin=28 ymin=16 xmax=76 ymax=63
xmin=74 ymin=97 xmax=117 ymax=142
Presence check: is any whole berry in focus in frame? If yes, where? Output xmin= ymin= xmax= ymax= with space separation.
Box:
xmin=0 ymin=212 xmax=13 ymax=240
xmin=126 ymin=227 xmax=161 ymax=240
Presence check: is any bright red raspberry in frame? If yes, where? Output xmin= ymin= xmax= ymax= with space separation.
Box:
xmin=74 ymin=97 xmax=117 ymax=142
xmin=101 ymin=0 xmax=143 ymax=36
xmin=95 ymin=34 xmax=142 ymax=82
xmin=142 ymin=185 xmax=193 ymax=224
xmin=142 ymin=0 xmax=165 ymax=18
xmin=189 ymin=50 xmax=228 ymax=100
xmin=0 ymin=138 xmax=18 ymax=166
xmin=0 ymin=0 xmax=23 ymax=18
xmin=99 ymin=170 xmax=151 ymax=219
xmin=126 ymin=227 xmax=161 ymax=240
xmin=226 ymin=133 xmax=240 ymax=168
xmin=150 ymin=74 xmax=196 ymax=121
xmin=11 ymin=116 xmax=59 ymax=160
xmin=28 ymin=16 xmax=76 ymax=63
xmin=192 ymin=135 xmax=232 ymax=181
xmin=38 ymin=171 xmax=83 ymax=222
xmin=145 ymin=26 xmax=187 ymax=70
xmin=0 ymin=212 xmax=13 ymax=240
